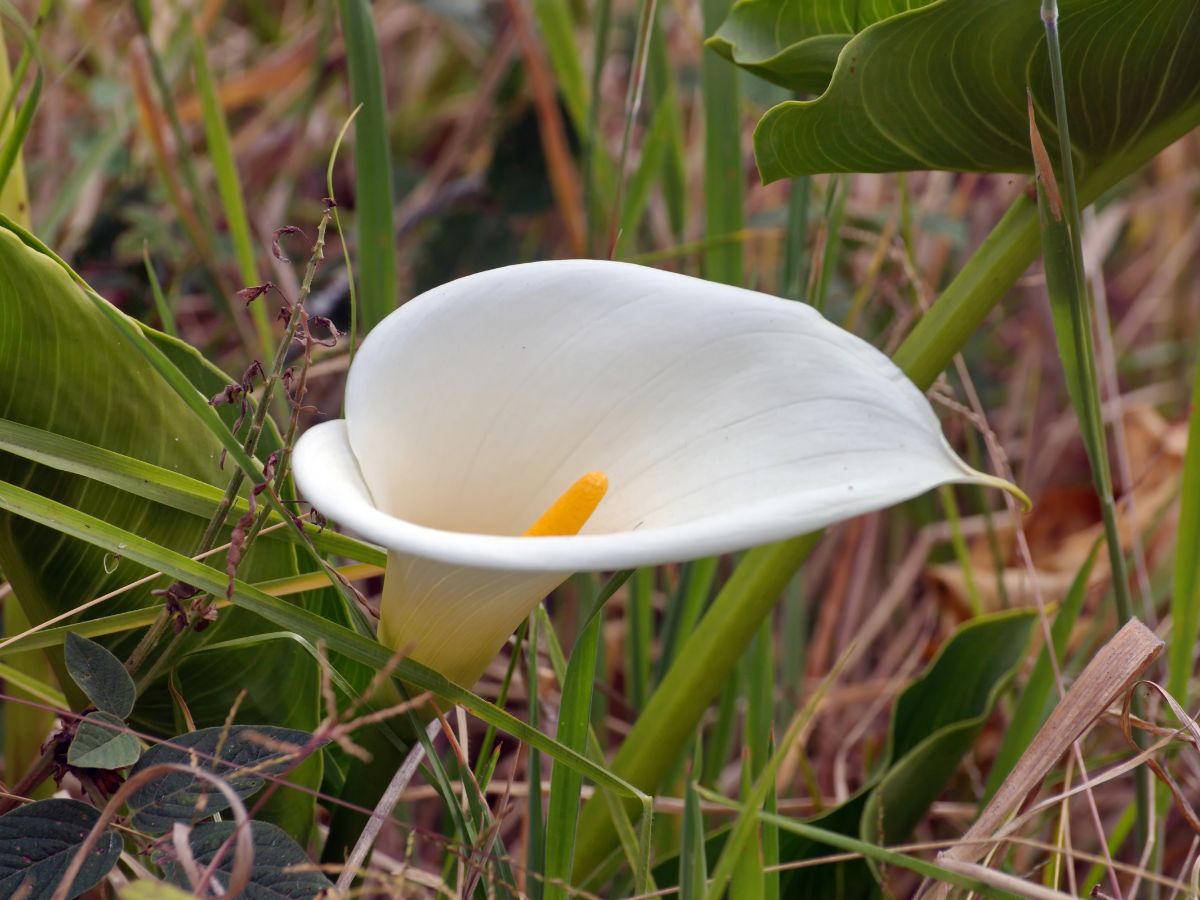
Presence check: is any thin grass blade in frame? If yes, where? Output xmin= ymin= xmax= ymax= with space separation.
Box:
xmin=337 ymin=0 xmax=396 ymax=329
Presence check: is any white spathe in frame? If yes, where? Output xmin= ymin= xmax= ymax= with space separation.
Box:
xmin=292 ymin=260 xmax=1003 ymax=687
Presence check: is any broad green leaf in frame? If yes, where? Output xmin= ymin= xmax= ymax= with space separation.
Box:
xmin=0 ymin=218 xmax=340 ymax=836
xmin=160 ymin=820 xmax=332 ymax=898
xmin=709 ymin=0 xmax=920 ymax=93
xmin=0 ymin=798 xmax=122 ymax=900
xmin=711 ymin=0 xmax=1200 ymax=180
xmin=859 ymin=610 xmax=1034 ymax=852
xmin=64 ymin=633 xmax=135 ymax=718
xmin=67 ymin=711 xmax=141 ymax=769
xmin=790 ymin=609 xmax=1032 ymax=896
xmin=126 ymin=725 xmax=316 ymax=834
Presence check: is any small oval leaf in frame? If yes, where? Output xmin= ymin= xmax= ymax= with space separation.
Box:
xmin=64 ymin=632 xmax=135 ymax=718
xmin=67 ymin=711 xmax=141 ymax=770
xmin=0 ymin=798 xmax=122 ymax=900
xmin=126 ymin=726 xmax=316 ymax=834
xmin=160 ymin=820 xmax=332 ymax=898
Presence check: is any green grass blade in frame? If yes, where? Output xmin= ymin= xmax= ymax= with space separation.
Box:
xmin=782 ymin=175 xmax=811 ymax=300
xmin=940 ymin=486 xmax=982 ymax=617
xmin=730 ymin=753 xmax=764 ymax=900
xmin=762 ymin=733 xmax=780 ymax=900
xmin=0 ymin=660 xmax=66 ymax=709
xmin=647 ymin=11 xmax=686 ymax=238
xmin=809 ymin=175 xmax=844 ymax=312
xmin=656 ymin=557 xmax=718 ymax=682
xmin=701 ymin=0 xmax=743 ymax=286
xmin=0 ymin=416 xmax=384 ymax=565
xmin=758 ymin=811 xmax=1007 ymax=895
xmin=0 ymin=479 xmax=647 ymax=801
xmin=745 ymin=619 xmax=773 ymax=773
xmin=191 ymin=25 xmax=272 ymax=361
xmin=615 ymin=96 xmax=672 ymax=257
xmin=1031 ymin=11 xmax=1146 ymax=844
xmin=680 ymin=743 xmax=708 ymax=900
xmin=583 ymin=0 xmax=611 ymax=253
xmin=625 ymin=567 xmax=653 ymax=710
xmin=526 ymin=612 xmax=545 ymax=900
xmin=1169 ymin=346 xmax=1200 ymax=706
xmin=702 ymin=676 xmax=740 ymax=787
xmin=530 ymin=0 xmax=588 ymax=132
xmin=543 ymin=606 xmax=604 ymax=900
xmin=984 ymin=542 xmax=1098 ymax=801
xmin=142 ymin=244 xmax=178 ymax=338
xmin=707 ymin=654 xmax=843 ymax=899
xmin=0 ymin=65 xmax=38 ymax=197
xmin=337 ymin=0 xmax=396 ymax=329
xmin=534 ymin=601 xmax=651 ymax=887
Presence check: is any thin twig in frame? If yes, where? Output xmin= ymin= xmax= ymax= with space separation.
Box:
xmin=335 ymin=719 xmax=441 ymax=891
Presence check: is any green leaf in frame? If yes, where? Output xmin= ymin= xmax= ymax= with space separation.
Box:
xmin=860 ymin=610 xmax=1035 ymax=844
xmin=126 ymin=725 xmax=316 ymax=834
xmin=0 ymin=217 xmax=335 ymax=835
xmin=161 ymin=820 xmax=332 ymax=898
xmin=64 ymin=633 xmax=135 ymax=718
xmin=0 ymin=21 xmax=31 ymax=226
xmin=0 ymin=798 xmax=122 ymax=900
xmin=67 ymin=711 xmax=141 ymax=769
xmin=709 ymin=0 xmax=917 ymax=94
xmin=783 ymin=610 xmax=1034 ymax=896
xmin=679 ymin=746 xmax=708 ymax=900
xmin=712 ymin=0 xmax=1200 ymax=180
xmin=191 ymin=25 xmax=273 ymax=361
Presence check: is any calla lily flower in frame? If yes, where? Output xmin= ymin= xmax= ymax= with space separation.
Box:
xmin=292 ymin=260 xmax=1018 ymax=687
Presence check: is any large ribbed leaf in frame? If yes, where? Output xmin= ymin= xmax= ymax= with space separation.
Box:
xmin=709 ymin=0 xmax=923 ymax=93
xmin=0 ymin=219 xmax=338 ymax=836
xmin=711 ymin=0 xmax=1200 ymax=181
